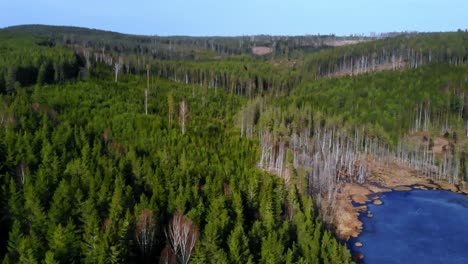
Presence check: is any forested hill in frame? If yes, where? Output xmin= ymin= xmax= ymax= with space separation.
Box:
xmin=0 ymin=26 xmax=355 ymax=264
xmin=1 ymin=25 xmax=468 ymax=264
xmin=5 ymin=24 xmax=370 ymax=59
xmin=302 ymin=30 xmax=468 ymax=78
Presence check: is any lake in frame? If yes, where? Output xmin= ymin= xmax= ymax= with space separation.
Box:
xmin=348 ymin=190 xmax=468 ymax=264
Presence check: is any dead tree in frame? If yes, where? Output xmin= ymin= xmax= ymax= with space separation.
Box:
xmin=145 ymin=65 xmax=150 ymax=115
xmin=179 ymin=97 xmax=189 ymax=135
xmin=114 ymin=57 xmax=123 ymax=83
xmin=17 ymin=160 xmax=27 ymax=185
xmin=165 ymin=211 xmax=199 ymax=264
xmin=168 ymin=94 xmax=175 ymax=129
xmin=83 ymin=48 xmax=91 ymax=70
xmin=135 ymin=208 xmax=156 ymax=257
xmin=145 ymin=90 xmax=149 ymax=115
xmin=257 ymin=119 xmax=371 ymax=223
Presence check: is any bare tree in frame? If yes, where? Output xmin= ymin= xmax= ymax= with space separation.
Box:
xmin=256 ymin=119 xmax=371 ymax=222
xmin=16 ymin=160 xmax=28 ymax=186
xmin=114 ymin=57 xmax=123 ymax=83
xmin=135 ymin=208 xmax=156 ymax=258
xmin=83 ymin=48 xmax=91 ymax=70
xmin=145 ymin=65 xmax=150 ymax=115
xmin=165 ymin=211 xmax=199 ymax=264
xmin=168 ymin=93 xmax=175 ymax=129
xmin=179 ymin=98 xmax=190 ymax=135
xmin=145 ymin=89 xmax=149 ymax=115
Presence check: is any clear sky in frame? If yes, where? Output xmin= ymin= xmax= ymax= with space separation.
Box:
xmin=2 ymin=0 xmax=468 ymax=36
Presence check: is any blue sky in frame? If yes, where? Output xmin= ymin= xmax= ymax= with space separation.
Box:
xmin=2 ymin=0 xmax=468 ymax=36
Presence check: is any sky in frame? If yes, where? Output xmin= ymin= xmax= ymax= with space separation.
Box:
xmin=2 ymin=0 xmax=468 ymax=36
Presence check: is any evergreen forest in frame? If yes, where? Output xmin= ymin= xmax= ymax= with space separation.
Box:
xmin=1 ymin=25 xmax=468 ymax=264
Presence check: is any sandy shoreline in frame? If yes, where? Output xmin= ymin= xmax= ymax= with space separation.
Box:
xmin=333 ymin=159 xmax=468 ymax=241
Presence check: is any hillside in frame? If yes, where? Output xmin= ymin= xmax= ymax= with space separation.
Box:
xmin=302 ymin=31 xmax=468 ymax=78
xmin=0 ymin=25 xmax=468 ymax=263
xmin=5 ymin=24 xmax=369 ymax=60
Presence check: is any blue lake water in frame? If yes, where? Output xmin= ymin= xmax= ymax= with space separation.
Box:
xmin=348 ymin=190 xmax=468 ymax=264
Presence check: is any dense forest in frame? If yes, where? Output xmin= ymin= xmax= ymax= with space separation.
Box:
xmin=6 ymin=24 xmax=369 ymax=60
xmin=0 ymin=25 xmax=468 ymax=263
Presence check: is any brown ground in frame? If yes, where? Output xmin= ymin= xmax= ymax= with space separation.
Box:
xmin=324 ymin=40 xmax=368 ymax=47
xmin=334 ymin=158 xmax=468 ymax=240
xmin=332 ymin=182 xmax=390 ymax=239
xmin=252 ymin=47 xmax=273 ymax=56
xmin=433 ymin=137 xmax=450 ymax=154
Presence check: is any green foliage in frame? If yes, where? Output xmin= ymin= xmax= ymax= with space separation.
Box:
xmin=253 ymin=64 xmax=468 ymax=144
xmin=0 ymin=73 xmax=353 ymax=262
xmin=260 ymin=232 xmax=285 ymax=264
xmin=44 ymin=251 xmax=59 ymax=264
xmin=0 ymin=30 xmax=79 ymax=92
xmin=6 ymin=221 xmax=22 ymax=262
xmin=228 ymin=224 xmax=252 ymax=263
xmin=26 ymin=28 xmax=468 ymax=264
xmin=47 ymin=222 xmax=80 ymax=263
xmin=303 ymin=31 xmax=468 ymax=78
xmin=5 ymin=24 xmax=345 ymax=60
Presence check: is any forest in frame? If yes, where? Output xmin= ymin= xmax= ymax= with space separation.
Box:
xmin=0 ymin=25 xmax=468 ymax=263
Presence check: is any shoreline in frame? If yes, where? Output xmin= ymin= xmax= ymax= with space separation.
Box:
xmin=333 ymin=159 xmax=468 ymax=241
xmin=346 ymin=185 xmax=468 ymax=263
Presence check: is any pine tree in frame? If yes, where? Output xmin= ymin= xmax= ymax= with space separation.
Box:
xmin=227 ymin=224 xmax=252 ymax=263
xmin=6 ymin=220 xmax=23 ymax=262
xmin=47 ymin=221 xmax=80 ymax=263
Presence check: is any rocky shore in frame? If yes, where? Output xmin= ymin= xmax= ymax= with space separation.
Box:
xmin=333 ymin=159 xmax=468 ymax=241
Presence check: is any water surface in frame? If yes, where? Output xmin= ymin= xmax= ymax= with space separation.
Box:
xmin=348 ymin=190 xmax=468 ymax=264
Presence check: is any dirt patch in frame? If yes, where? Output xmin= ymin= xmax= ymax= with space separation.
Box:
xmin=366 ymin=184 xmax=392 ymax=193
xmin=432 ymin=137 xmax=449 ymax=154
xmin=343 ymin=184 xmax=372 ymax=202
xmin=393 ymin=186 xmax=412 ymax=191
xmin=403 ymin=133 xmax=451 ymax=155
xmin=252 ymin=46 xmax=273 ymax=56
xmin=324 ymin=40 xmax=368 ymax=47
xmin=334 ymin=196 xmax=366 ymax=239
xmin=351 ymin=194 xmax=369 ymax=204
xmin=436 ymin=181 xmax=459 ymax=192
xmin=373 ymin=199 xmax=383 ymax=205
xmin=367 ymin=159 xmax=425 ymax=187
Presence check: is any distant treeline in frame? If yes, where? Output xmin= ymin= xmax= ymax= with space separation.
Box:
xmin=5 ymin=24 xmax=369 ymax=60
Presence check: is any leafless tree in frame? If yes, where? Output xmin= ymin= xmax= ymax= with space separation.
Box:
xmin=114 ymin=57 xmax=123 ymax=83
xmin=83 ymin=48 xmax=91 ymax=70
xmin=179 ymin=98 xmax=189 ymax=135
xmin=165 ymin=211 xmax=199 ymax=264
xmin=168 ymin=94 xmax=175 ymax=129
xmin=145 ymin=65 xmax=150 ymax=115
xmin=145 ymin=89 xmax=149 ymax=115
xmin=135 ymin=208 xmax=156 ymax=257
xmin=16 ymin=160 xmax=28 ymax=186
